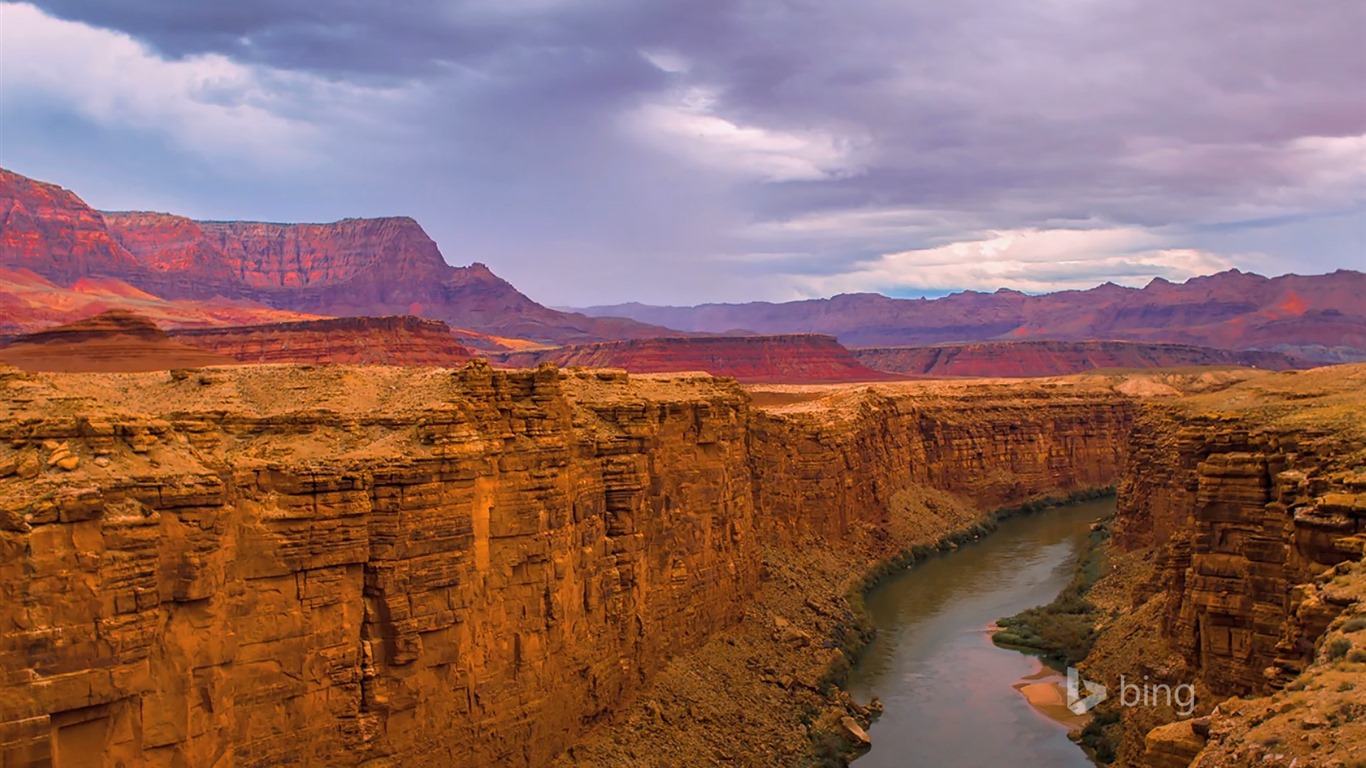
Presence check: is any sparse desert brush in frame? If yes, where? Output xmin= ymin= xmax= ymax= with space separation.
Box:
xmin=1326 ymin=636 xmax=1353 ymax=661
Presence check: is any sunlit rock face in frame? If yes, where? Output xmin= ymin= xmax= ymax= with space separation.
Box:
xmin=0 ymin=365 xmax=1138 ymax=767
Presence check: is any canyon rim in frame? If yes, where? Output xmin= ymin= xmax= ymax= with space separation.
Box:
xmin=2 ymin=2 xmax=1364 ymax=763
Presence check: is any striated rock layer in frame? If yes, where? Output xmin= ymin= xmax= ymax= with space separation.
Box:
xmin=0 ymin=364 xmax=1140 ymax=767
xmin=1084 ymin=364 xmax=1366 ymax=767
xmin=853 ymin=340 xmax=1307 ymax=378
xmin=169 ymin=316 xmax=474 ymax=366
xmin=0 ymin=310 xmax=237 ymax=372
xmin=490 ymin=334 xmax=898 ymax=383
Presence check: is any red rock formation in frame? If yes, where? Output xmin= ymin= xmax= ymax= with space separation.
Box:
xmin=0 ymin=310 xmax=237 ymax=371
xmin=580 ymin=270 xmax=1366 ymax=363
xmin=0 ymin=266 xmax=323 ymax=335
xmin=1111 ymin=373 xmax=1366 ymax=695
xmin=490 ymin=335 xmax=897 ymax=383
xmin=853 ymin=340 xmax=1307 ymax=377
xmin=170 ymin=316 xmax=474 ymax=366
xmin=0 ymin=168 xmax=140 ymax=284
xmin=747 ymin=380 xmax=1134 ymax=544
xmin=1 ymin=167 xmax=678 ymax=344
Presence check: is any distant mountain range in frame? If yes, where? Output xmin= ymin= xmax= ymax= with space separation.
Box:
xmin=3 ymin=165 xmax=1363 ymax=369
xmin=579 ymin=269 xmax=1366 ymax=363
xmin=0 ymin=167 xmax=674 ymax=343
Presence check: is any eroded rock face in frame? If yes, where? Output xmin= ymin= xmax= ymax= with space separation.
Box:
xmin=491 ymin=334 xmax=897 ymax=383
xmin=0 ymin=366 xmax=1139 ymax=768
xmin=0 ymin=310 xmax=238 ymax=372
xmin=169 ymin=316 xmax=474 ymax=366
xmin=1113 ymin=398 xmax=1366 ymax=696
xmin=0 ymin=167 xmax=675 ymax=344
xmin=748 ymin=385 xmax=1133 ymax=543
xmin=0 ymin=365 xmax=757 ymax=767
xmin=853 ymin=340 xmax=1306 ymax=378
xmin=0 ymin=169 xmax=140 ymax=285
xmin=1093 ymin=364 xmax=1366 ymax=766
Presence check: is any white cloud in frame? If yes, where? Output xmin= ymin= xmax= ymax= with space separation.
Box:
xmin=787 ymin=227 xmax=1253 ymax=296
xmin=0 ymin=2 xmax=406 ymax=167
xmin=639 ymin=49 xmax=690 ymax=74
xmin=625 ymin=86 xmax=864 ymax=182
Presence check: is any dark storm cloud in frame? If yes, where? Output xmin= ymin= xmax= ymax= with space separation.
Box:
xmin=8 ymin=0 xmax=1366 ymax=303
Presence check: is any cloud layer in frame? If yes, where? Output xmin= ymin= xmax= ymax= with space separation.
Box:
xmin=2 ymin=0 xmax=1363 ymax=304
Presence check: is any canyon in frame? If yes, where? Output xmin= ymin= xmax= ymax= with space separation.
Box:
xmin=1 ymin=361 xmax=1137 ymax=767
xmin=7 ymin=359 xmax=1360 ymax=767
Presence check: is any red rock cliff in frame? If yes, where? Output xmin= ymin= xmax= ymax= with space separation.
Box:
xmin=749 ymin=380 xmax=1134 ymax=544
xmin=1091 ymin=364 xmax=1366 ymax=767
xmin=169 ymin=316 xmax=474 ymax=366
xmin=0 ymin=169 xmax=140 ymax=284
xmin=1112 ymin=368 xmax=1366 ymax=694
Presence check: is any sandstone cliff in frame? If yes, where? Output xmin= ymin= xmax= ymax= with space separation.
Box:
xmin=0 ymin=169 xmax=140 ymax=285
xmin=1082 ymin=364 xmax=1366 ymax=767
xmin=169 ymin=316 xmax=474 ymax=366
xmin=853 ymin=340 xmax=1306 ymax=378
xmin=490 ymin=334 xmax=897 ymax=383
xmin=0 ymin=364 xmax=758 ymax=767
xmin=0 ymin=365 xmax=1141 ymax=768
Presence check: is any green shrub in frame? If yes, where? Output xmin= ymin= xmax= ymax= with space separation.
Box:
xmin=990 ymin=520 xmax=1110 ymax=664
xmin=1326 ymin=636 xmax=1353 ymax=661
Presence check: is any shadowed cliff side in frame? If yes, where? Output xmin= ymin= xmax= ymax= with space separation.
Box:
xmin=1076 ymin=364 xmax=1366 ymax=767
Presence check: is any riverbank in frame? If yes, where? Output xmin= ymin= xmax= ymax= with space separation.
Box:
xmin=551 ymin=486 xmax=1115 ymax=767
xmin=841 ymin=495 xmax=1112 ymax=767
xmin=991 ymin=515 xmax=1111 ymax=665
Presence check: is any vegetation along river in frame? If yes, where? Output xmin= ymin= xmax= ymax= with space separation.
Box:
xmin=845 ymin=496 xmax=1115 ymax=767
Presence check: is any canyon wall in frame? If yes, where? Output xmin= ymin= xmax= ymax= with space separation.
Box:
xmin=0 ymin=365 xmax=1139 ymax=768
xmin=1091 ymin=365 xmax=1366 ymax=766
xmin=0 ymin=364 xmax=758 ymax=767
xmin=748 ymin=384 xmax=1133 ymax=544
xmin=1112 ymin=368 xmax=1365 ymax=694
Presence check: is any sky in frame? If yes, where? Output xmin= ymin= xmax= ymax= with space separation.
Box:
xmin=1 ymin=0 xmax=1363 ymax=306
